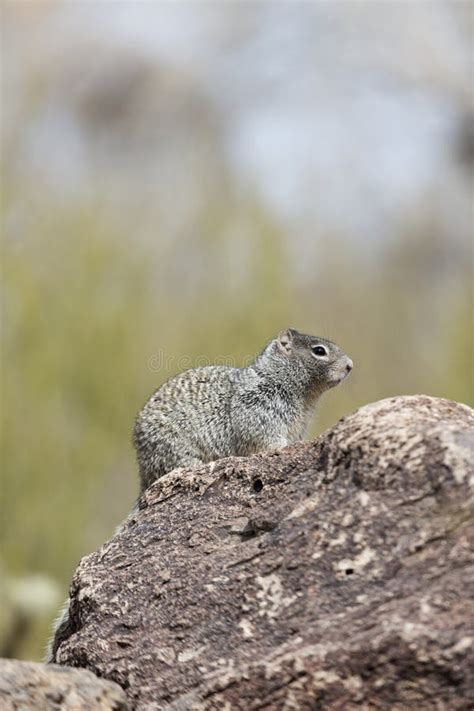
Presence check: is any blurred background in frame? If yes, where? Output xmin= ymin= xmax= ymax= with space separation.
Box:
xmin=1 ymin=1 xmax=473 ymax=661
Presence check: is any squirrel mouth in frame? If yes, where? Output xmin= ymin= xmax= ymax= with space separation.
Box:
xmin=335 ymin=358 xmax=353 ymax=383
xmin=331 ymin=368 xmax=352 ymax=384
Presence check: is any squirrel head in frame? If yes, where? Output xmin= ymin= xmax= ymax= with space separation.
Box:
xmin=274 ymin=328 xmax=353 ymax=394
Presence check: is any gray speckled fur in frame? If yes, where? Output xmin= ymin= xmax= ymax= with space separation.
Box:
xmin=133 ymin=329 xmax=352 ymax=493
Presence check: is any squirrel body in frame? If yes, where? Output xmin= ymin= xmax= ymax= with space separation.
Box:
xmin=134 ymin=328 xmax=352 ymax=492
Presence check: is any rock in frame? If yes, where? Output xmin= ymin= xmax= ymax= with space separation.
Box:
xmin=52 ymin=396 xmax=474 ymax=709
xmin=0 ymin=658 xmax=130 ymax=709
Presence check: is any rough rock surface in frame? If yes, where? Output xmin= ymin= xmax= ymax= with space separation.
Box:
xmin=0 ymin=658 xmax=130 ymax=709
xmin=52 ymin=396 xmax=474 ymax=709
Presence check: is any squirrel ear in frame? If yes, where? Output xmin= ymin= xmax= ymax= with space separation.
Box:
xmin=276 ymin=328 xmax=293 ymax=355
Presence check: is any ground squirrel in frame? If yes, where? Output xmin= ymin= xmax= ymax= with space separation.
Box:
xmin=133 ymin=328 xmax=353 ymax=492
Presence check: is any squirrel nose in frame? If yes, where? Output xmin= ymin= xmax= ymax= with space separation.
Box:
xmin=345 ymin=358 xmax=353 ymax=373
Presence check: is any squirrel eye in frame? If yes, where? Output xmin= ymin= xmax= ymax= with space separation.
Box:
xmin=311 ymin=345 xmax=327 ymax=356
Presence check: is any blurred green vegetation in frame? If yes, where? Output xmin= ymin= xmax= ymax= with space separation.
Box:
xmin=1 ymin=186 xmax=472 ymax=661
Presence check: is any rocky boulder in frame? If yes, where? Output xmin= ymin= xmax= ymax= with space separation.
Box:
xmin=52 ymin=395 xmax=474 ymax=709
xmin=0 ymin=658 xmax=129 ymax=709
